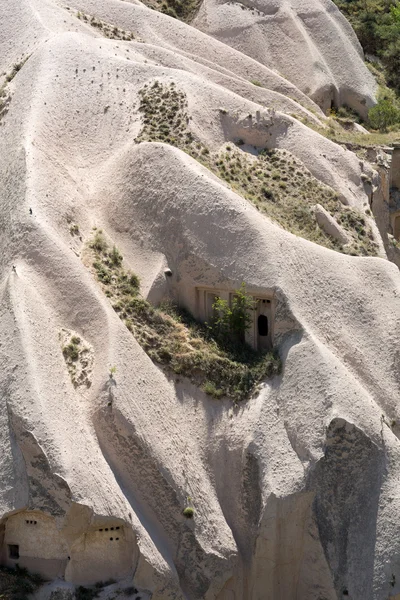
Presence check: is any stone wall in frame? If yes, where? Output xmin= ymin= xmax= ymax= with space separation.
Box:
xmin=0 ymin=510 xmax=137 ymax=585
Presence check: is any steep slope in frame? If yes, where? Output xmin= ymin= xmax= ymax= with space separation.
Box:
xmin=0 ymin=1 xmax=399 ymax=600
xmin=193 ymin=0 xmax=378 ymax=117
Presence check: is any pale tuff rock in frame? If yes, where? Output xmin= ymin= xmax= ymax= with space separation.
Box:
xmin=193 ymin=0 xmax=377 ymax=117
xmin=314 ymin=204 xmax=351 ymax=245
xmin=0 ymin=0 xmax=399 ymax=599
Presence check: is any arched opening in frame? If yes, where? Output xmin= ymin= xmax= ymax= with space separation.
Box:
xmin=255 ymin=298 xmax=272 ymax=351
xmin=258 ymin=315 xmax=269 ymax=337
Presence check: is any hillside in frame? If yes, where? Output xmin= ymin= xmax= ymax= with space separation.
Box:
xmin=0 ymin=1 xmax=400 ymax=599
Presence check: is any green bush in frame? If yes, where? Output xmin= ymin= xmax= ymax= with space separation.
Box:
xmin=211 ymin=283 xmax=254 ymax=346
xmin=63 ymin=342 xmax=79 ymax=361
xmin=110 ymin=245 xmax=123 ymax=267
xmin=183 ymin=507 xmax=194 ymax=518
xmin=368 ymin=97 xmax=400 ymax=130
xmin=332 ymin=0 xmax=400 ymax=95
xmin=203 ymin=381 xmax=224 ymax=398
xmin=90 ymin=231 xmax=108 ymax=253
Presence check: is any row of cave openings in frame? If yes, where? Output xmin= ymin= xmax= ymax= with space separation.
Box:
xmin=0 ymin=510 xmax=136 ymax=585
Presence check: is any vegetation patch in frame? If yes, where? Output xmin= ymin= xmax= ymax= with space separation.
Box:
xmin=301 ymin=107 xmax=400 ymax=157
xmin=137 ymin=82 xmax=191 ymax=148
xmin=77 ymin=11 xmax=135 ymax=40
xmin=137 ymin=82 xmax=378 ymax=256
xmin=85 ymin=231 xmax=281 ymax=401
xmin=0 ymin=83 xmax=11 ymax=123
xmin=138 ymin=0 xmax=202 ymax=22
xmin=75 ymin=587 xmax=101 ymax=600
xmin=60 ymin=329 xmax=93 ymax=388
xmin=332 ymin=0 xmax=400 ymax=130
xmin=0 ymin=565 xmax=43 ymax=600
xmin=212 ymin=147 xmax=378 ymax=256
xmin=0 ymin=57 xmax=30 ymax=124
xmin=5 ymin=58 xmax=29 ymax=84
xmin=332 ymin=0 xmax=400 ymax=94
xmin=367 ymin=84 xmax=400 ymax=131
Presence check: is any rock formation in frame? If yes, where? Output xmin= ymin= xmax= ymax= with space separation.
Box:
xmin=0 ymin=1 xmax=399 ymax=599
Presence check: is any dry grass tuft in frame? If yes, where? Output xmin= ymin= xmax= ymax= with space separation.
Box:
xmin=137 ymin=82 xmax=379 ymax=256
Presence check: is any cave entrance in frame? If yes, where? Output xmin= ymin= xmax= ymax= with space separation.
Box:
xmin=258 ymin=315 xmax=269 ymax=337
xmin=255 ymin=298 xmax=272 ymax=351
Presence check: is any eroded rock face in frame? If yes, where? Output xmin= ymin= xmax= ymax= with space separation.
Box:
xmin=0 ymin=0 xmax=399 ymax=598
xmin=247 ymin=492 xmax=335 ymax=600
xmin=0 ymin=508 xmax=137 ymax=585
xmin=311 ymin=418 xmax=383 ymax=599
xmin=314 ymin=204 xmax=351 ymax=245
xmin=193 ymin=0 xmax=377 ymax=117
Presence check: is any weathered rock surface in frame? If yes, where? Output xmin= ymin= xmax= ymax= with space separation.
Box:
xmin=0 ymin=1 xmax=399 ymax=599
xmin=314 ymin=204 xmax=351 ymax=244
xmin=193 ymin=0 xmax=377 ymax=117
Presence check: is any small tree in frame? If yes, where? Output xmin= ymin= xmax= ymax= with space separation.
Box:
xmin=368 ymin=97 xmax=400 ymax=131
xmin=211 ymin=283 xmax=254 ymax=346
xmin=109 ymin=245 xmax=123 ymax=267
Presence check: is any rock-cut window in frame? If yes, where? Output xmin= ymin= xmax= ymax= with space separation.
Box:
xmin=8 ymin=545 xmax=19 ymax=559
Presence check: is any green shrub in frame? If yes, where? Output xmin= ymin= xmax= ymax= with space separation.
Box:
xmin=368 ymin=97 xmax=400 ymax=130
xmin=203 ymin=381 xmax=224 ymax=398
xmin=63 ymin=342 xmax=79 ymax=361
xmin=75 ymin=586 xmax=99 ymax=600
xmin=332 ymin=0 xmax=400 ymax=96
xmin=110 ymin=245 xmax=123 ymax=267
xmin=183 ymin=507 xmax=194 ymax=518
xmin=211 ymin=283 xmax=254 ymax=346
xmin=90 ymin=231 xmax=108 ymax=253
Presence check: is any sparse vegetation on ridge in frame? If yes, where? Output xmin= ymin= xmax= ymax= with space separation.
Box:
xmin=86 ymin=231 xmax=281 ymax=401
xmin=316 ymin=117 xmax=399 ymax=144
xmin=5 ymin=57 xmax=30 ymax=84
xmin=139 ymin=0 xmax=202 ymax=22
xmin=0 ymin=58 xmax=29 ymax=124
xmin=60 ymin=330 xmax=92 ymax=388
xmin=0 ymin=83 xmax=10 ymax=123
xmin=301 ymin=111 xmax=400 ymax=154
xmin=137 ymin=82 xmax=378 ymax=256
xmin=0 ymin=565 xmax=44 ymax=600
xmin=76 ymin=11 xmax=136 ymax=40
